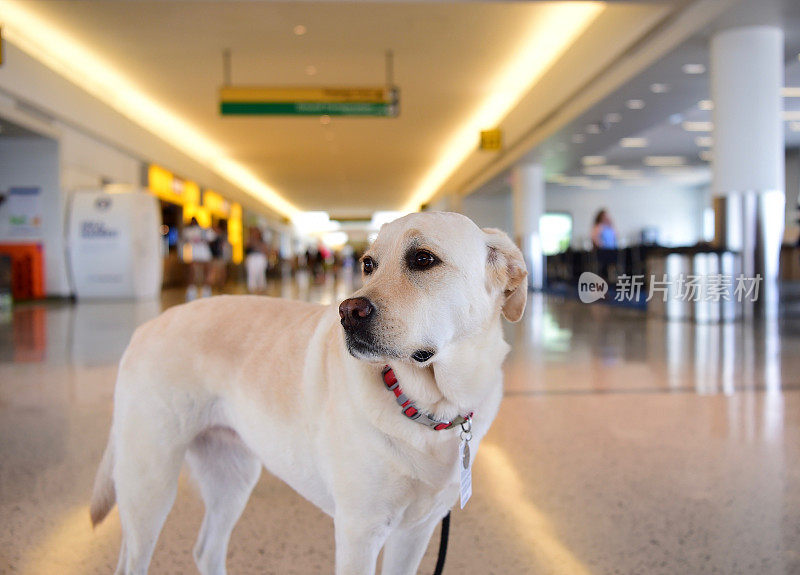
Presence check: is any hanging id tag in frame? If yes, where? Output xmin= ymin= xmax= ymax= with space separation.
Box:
xmin=459 ymin=421 xmax=473 ymax=509
xmin=459 ymin=439 xmax=472 ymax=508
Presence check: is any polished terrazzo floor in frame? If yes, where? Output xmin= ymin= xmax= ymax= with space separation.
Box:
xmin=1 ymin=273 xmax=799 ymax=574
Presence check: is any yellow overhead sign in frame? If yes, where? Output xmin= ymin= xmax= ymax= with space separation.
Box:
xmin=203 ymin=190 xmax=230 ymax=219
xmin=148 ymin=164 xmax=200 ymax=206
xmin=480 ymin=129 xmax=503 ymax=151
xmin=228 ymin=203 xmax=243 ymax=264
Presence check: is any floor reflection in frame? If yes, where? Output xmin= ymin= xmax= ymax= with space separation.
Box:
xmin=0 ymin=279 xmax=799 ymax=574
xmin=505 ymin=294 xmax=799 ymax=398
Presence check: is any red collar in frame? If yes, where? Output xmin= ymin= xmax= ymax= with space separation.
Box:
xmin=382 ymin=366 xmax=472 ymax=431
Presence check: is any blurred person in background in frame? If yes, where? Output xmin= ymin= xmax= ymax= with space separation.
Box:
xmin=245 ymin=227 xmax=268 ymax=292
xmin=591 ymin=209 xmax=618 ymax=281
xmin=208 ymin=221 xmax=231 ymax=290
xmin=183 ymin=217 xmax=216 ymax=300
xmin=591 ymin=209 xmax=617 ymax=249
xmin=316 ymin=242 xmax=332 ymax=283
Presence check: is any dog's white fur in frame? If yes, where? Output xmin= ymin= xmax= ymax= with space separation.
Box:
xmin=91 ymin=212 xmax=527 ymax=575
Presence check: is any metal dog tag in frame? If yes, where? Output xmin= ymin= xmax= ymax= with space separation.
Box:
xmin=459 ymin=438 xmax=472 ymax=509
xmin=458 ymin=419 xmax=473 ymax=509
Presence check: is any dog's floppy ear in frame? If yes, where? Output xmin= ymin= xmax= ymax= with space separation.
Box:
xmin=483 ymin=228 xmax=528 ymax=322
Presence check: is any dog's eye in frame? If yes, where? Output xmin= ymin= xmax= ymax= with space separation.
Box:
xmin=362 ymin=257 xmax=375 ymax=275
xmin=409 ymin=250 xmax=438 ymax=270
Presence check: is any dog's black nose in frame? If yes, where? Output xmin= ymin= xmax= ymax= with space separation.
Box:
xmin=339 ymin=298 xmax=374 ymax=329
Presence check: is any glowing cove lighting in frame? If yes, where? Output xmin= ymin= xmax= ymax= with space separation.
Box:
xmin=0 ymin=0 xmax=300 ymax=220
xmin=401 ymin=2 xmax=605 ymax=212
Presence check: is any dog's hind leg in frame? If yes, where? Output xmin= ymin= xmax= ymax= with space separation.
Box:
xmin=187 ymin=427 xmax=261 ymax=575
xmin=113 ymin=419 xmax=187 ymax=575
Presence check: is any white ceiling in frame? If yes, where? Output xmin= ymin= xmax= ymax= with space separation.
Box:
xmin=519 ymin=0 xmax=800 ymax=198
xmin=2 ymin=0 xmax=677 ymax=220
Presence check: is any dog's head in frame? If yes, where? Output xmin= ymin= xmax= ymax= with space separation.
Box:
xmin=339 ymin=212 xmax=527 ymax=365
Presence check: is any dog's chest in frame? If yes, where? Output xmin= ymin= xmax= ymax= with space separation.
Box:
xmin=402 ymin=471 xmax=460 ymax=525
xmin=389 ymin=433 xmax=462 ymax=489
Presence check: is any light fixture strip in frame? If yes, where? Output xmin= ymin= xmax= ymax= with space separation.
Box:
xmin=0 ymin=0 xmax=300 ymax=220
xmin=401 ymin=2 xmax=605 ymax=212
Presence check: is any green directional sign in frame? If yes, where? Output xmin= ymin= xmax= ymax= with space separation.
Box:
xmin=219 ymin=86 xmax=399 ymax=117
xmin=221 ymin=101 xmax=396 ymax=116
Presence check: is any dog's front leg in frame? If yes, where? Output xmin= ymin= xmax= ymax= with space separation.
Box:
xmin=379 ymin=514 xmax=442 ymax=575
xmin=334 ymin=512 xmax=393 ymax=575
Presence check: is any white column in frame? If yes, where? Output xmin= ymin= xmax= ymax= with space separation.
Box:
xmin=512 ymin=163 xmax=545 ymax=290
xmin=710 ymin=26 xmax=785 ymax=318
xmin=711 ymin=26 xmax=783 ymax=195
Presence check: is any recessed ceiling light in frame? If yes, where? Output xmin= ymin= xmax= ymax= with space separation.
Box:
xmin=583 ymin=165 xmax=619 ymax=175
xmin=698 ymin=100 xmax=714 ymax=111
xmin=620 ymin=137 xmax=648 ymax=148
xmin=782 ymin=87 xmax=800 ymax=97
xmin=695 ymin=136 xmax=713 ymax=147
xmin=644 ymin=156 xmax=685 ymax=167
xmin=587 ymin=179 xmax=612 ymax=190
xmin=294 ymin=24 xmax=307 ymax=36
xmin=586 ymin=123 xmax=601 ymax=134
xmin=623 ymin=178 xmax=651 ymax=187
xmin=657 ymin=168 xmax=710 ymax=185
xmin=571 ymin=134 xmax=586 ymax=144
xmin=604 ymin=112 xmax=622 ymax=124
xmin=626 ymin=99 xmax=645 ymax=110
xmin=581 ymin=155 xmax=606 ymax=166
xmin=682 ymin=121 xmax=713 ymax=132
xmin=305 ymin=65 xmax=317 ymax=76
xmin=682 ymin=63 xmax=706 ymax=75
xmin=657 ymin=167 xmax=696 ymax=175
xmin=650 ymin=83 xmax=670 ymax=94
xmin=699 ymin=150 xmax=713 ymax=161
xmin=563 ymin=176 xmax=594 ymax=188
xmin=610 ymin=169 xmax=644 ymax=180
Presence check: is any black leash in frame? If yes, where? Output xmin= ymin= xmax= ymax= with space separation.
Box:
xmin=432 ymin=511 xmax=451 ymax=575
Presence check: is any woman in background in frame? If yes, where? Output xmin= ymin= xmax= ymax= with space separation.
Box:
xmin=592 ymin=209 xmax=618 ymax=281
xmin=592 ymin=209 xmax=617 ymax=249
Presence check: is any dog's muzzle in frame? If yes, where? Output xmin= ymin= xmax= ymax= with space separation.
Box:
xmin=339 ymin=297 xmax=383 ymax=358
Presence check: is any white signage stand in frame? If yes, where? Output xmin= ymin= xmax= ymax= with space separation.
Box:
xmin=68 ymin=190 xmax=162 ymax=300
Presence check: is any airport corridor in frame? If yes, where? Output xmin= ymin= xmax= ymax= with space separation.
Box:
xmin=1 ymin=276 xmax=799 ymax=575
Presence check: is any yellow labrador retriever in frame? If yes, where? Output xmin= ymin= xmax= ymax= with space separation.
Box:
xmin=90 ymin=211 xmax=527 ymax=575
